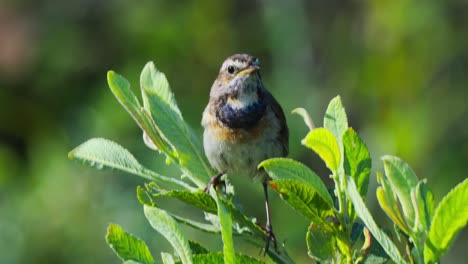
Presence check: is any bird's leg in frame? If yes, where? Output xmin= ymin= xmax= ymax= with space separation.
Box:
xmin=204 ymin=172 xmax=225 ymax=193
xmin=262 ymin=181 xmax=278 ymax=254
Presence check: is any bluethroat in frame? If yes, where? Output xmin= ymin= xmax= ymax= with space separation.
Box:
xmin=202 ymin=54 xmax=289 ymax=253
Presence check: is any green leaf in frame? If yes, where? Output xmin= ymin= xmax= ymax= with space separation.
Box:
xmin=178 ymin=196 xmax=268 ymax=242
xmin=323 ymin=95 xmax=348 ymax=141
xmin=240 ymin=239 xmax=294 ymax=264
xmin=170 ymin=213 xmax=221 ymax=234
xmin=414 ymin=179 xmax=433 ymax=232
xmin=259 ymin=158 xmax=333 ymax=207
xmin=224 ymin=201 xmax=269 ymax=239
xmin=107 ymin=70 xmax=141 ymax=119
xmin=424 ymin=178 xmax=468 ymax=263
xmin=188 ymin=241 xmax=209 ymax=255
xmin=108 ymin=66 xmax=212 ymax=188
xmin=270 ymin=179 xmax=334 ymax=231
xmin=306 ymin=223 xmax=335 ymax=262
xmin=144 ymin=205 xmax=192 ymax=264
xmin=68 ymin=137 xmax=144 ymax=175
xmin=323 ymin=96 xmax=348 ymax=192
xmin=362 ymin=255 xmax=387 ymax=264
xmin=302 ymin=128 xmax=341 ymax=172
xmin=152 ymin=190 xmax=217 ymax=214
xmin=183 ymin=252 xmax=263 ymax=264
xmin=137 ymin=185 xmax=155 ymax=206
xmin=362 ymin=251 xmax=388 ymax=264
xmin=161 ymin=252 xmax=175 ymax=264
xmin=140 ymin=61 xmax=181 ymax=116
xmin=382 ymin=155 xmax=419 ymax=228
xmin=69 ymin=138 xmax=192 ymax=190
xmin=107 ymin=70 xmax=173 ymax=157
xmin=350 ymin=222 xmax=365 ymax=243
xmin=140 ymin=62 xmax=214 ymax=187
xmin=343 ymin=128 xmax=371 ymax=221
xmin=376 ymin=172 xmax=409 ymax=233
xmin=343 ymin=128 xmax=371 ymax=199
xmin=105 ymin=223 xmax=154 ymax=264
xmin=292 ymin=107 xmax=315 ymax=130
xmin=323 ymin=96 xmax=348 ymax=151
xmin=376 ymin=189 xmax=408 ymax=235
xmin=345 ymin=176 xmax=405 ymax=264
xmin=210 ymin=188 xmax=235 ymax=264
xmin=359 ymin=227 xmax=390 ymax=264
xmin=124 ymin=261 xmax=144 ymax=264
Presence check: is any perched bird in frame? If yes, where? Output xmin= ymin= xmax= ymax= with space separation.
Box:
xmin=202 ymin=54 xmax=289 ymax=253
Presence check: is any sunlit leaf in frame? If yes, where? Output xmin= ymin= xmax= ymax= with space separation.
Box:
xmin=302 ymin=128 xmax=341 ymax=172
xmin=270 ymin=179 xmax=334 ymax=231
xmin=424 ymin=178 xmax=468 ymax=264
xmin=306 ymin=223 xmax=334 ymax=262
xmin=346 ymin=176 xmax=405 ymax=264
xmin=105 ymin=223 xmax=154 ymax=264
xmin=376 ymin=172 xmax=408 ymax=234
xmin=140 ymin=62 xmax=214 ymax=187
xmin=376 ymin=187 xmax=408 ymax=234
xmin=69 ymin=138 xmax=192 ymax=189
xmin=144 ymin=205 xmax=192 ymax=264
xmin=324 ymin=96 xmax=348 ymax=151
xmin=382 ymin=155 xmax=419 ymax=228
xmin=210 ymin=188 xmax=235 ymax=264
xmin=259 ymin=158 xmax=333 ymax=207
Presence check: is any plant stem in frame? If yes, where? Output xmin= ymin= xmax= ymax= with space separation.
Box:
xmin=333 ymin=173 xmax=344 ymax=213
xmin=411 ymin=233 xmax=425 ymax=264
xmin=333 ymin=171 xmax=349 ymax=230
xmin=333 ymin=171 xmax=353 ymax=263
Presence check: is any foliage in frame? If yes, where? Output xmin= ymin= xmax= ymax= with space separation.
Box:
xmin=106 ymin=223 xmax=154 ymax=264
xmin=69 ymin=62 xmax=468 ymax=263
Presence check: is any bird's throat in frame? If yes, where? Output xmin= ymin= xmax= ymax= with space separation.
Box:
xmin=227 ymin=92 xmax=258 ymax=109
xmin=217 ymin=91 xmax=266 ymax=129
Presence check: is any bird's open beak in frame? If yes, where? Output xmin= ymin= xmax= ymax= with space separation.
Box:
xmin=237 ymin=66 xmax=259 ymax=76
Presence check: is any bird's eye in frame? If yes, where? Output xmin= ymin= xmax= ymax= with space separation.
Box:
xmin=227 ymin=65 xmax=235 ymax=74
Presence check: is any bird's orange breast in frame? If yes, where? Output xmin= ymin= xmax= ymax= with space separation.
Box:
xmin=205 ymin=111 xmax=269 ymax=144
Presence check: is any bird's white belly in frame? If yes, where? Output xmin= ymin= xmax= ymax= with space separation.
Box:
xmin=203 ymin=126 xmax=282 ymax=180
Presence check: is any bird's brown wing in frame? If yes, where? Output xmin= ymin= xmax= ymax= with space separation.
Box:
xmin=264 ymin=89 xmax=289 ymax=157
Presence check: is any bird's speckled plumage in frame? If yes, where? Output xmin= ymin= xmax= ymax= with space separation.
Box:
xmin=202 ymin=54 xmax=288 ymax=181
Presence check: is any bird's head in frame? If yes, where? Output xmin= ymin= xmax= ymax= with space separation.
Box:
xmin=210 ymin=54 xmax=262 ymax=101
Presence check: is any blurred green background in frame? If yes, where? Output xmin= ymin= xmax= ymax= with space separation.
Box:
xmin=1 ymin=0 xmax=467 ymax=263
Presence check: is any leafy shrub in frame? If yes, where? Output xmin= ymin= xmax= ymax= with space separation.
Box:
xmin=69 ymin=62 xmax=468 ymax=264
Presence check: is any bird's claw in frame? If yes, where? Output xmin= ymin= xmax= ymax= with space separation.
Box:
xmin=203 ymin=172 xmax=225 ymax=193
xmin=262 ymin=224 xmax=278 ymax=256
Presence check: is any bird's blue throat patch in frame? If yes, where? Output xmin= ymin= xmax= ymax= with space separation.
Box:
xmin=216 ymin=94 xmax=266 ymax=129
